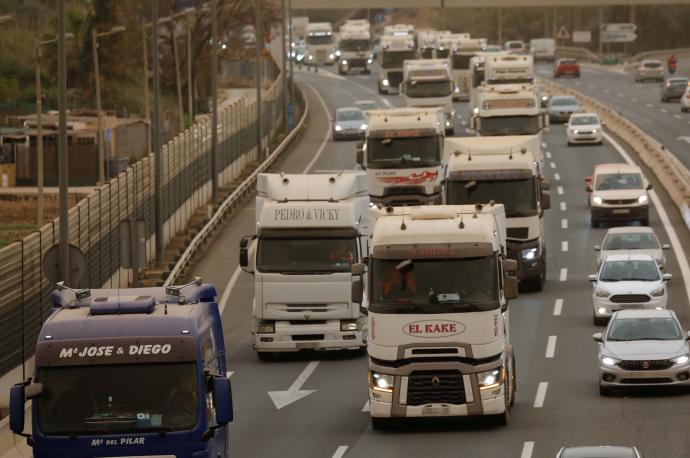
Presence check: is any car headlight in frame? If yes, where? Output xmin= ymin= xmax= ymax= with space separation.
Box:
xmin=340 ymin=320 xmax=360 ymax=332
xmin=592 ymin=128 xmax=598 ymax=133
xmin=478 ymin=368 xmax=504 ymax=391
xmin=382 ymin=78 xmax=389 ymax=86
xmin=542 ymin=95 xmax=548 ymax=101
xmin=454 ymin=86 xmax=460 ymax=93
xmin=638 ymin=195 xmax=648 ymax=204
xmin=522 ymin=247 xmax=538 ymax=261
xmin=369 ymin=371 xmax=394 ymax=393
xmin=334 ymin=125 xmax=343 ymax=132
xmin=595 ymin=288 xmax=610 ymax=298
xmin=445 ymin=119 xmax=451 ymax=126
xmin=650 ymin=285 xmax=665 ymax=297
xmin=308 ymin=55 xmax=313 ymax=60
xmin=592 ymin=196 xmax=603 ymax=205
xmin=601 ymin=356 xmax=620 ymax=367
xmin=256 ymin=321 xmax=275 ymax=334
xmin=672 ymin=354 xmax=690 ymax=365
xmin=360 ymin=123 xmax=368 ymax=130
xmin=572 ymin=129 xmax=579 ymax=134
xmin=472 ymin=107 xmax=479 ymax=115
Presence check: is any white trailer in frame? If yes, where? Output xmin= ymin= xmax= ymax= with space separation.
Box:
xmin=240 ymin=172 xmax=369 ymax=358
xmin=366 ymin=204 xmax=519 ymax=428
xmin=471 ymin=84 xmax=548 ymax=138
xmin=451 ymin=38 xmax=487 ymax=101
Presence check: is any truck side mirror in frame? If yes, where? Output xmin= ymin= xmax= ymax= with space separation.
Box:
xmin=239 ymin=236 xmax=254 ymax=273
xmin=212 ymin=376 xmax=234 ymax=425
xmin=502 ymin=258 xmax=518 ymax=274
xmin=663 ymin=273 xmax=672 ymax=282
xmin=588 ymin=274 xmax=597 ymax=282
xmin=593 ymin=245 xmax=601 ymax=251
xmin=646 ymin=184 xmax=653 ymax=190
xmin=585 ymin=185 xmax=593 ymax=192
xmin=540 ymin=192 xmax=551 ymax=210
xmin=662 ymin=243 xmax=671 ymax=250
xmin=541 ymin=179 xmax=551 ymax=191
xmin=504 ymin=276 xmax=518 ymax=300
xmin=9 ymin=383 xmax=25 ymax=434
xmin=352 ymin=278 xmax=364 ymax=304
xmin=356 ymin=148 xmax=364 ymax=166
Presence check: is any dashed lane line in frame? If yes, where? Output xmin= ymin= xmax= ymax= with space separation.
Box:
xmin=550 ymin=162 xmax=556 ymax=169
xmin=646 ymin=103 xmax=654 ymax=108
xmin=559 ymin=268 xmax=568 ymax=282
xmin=545 ymin=151 xmax=552 ymax=159
xmin=554 ymin=173 xmax=561 ymax=181
xmin=553 ymin=298 xmax=564 ymax=316
xmin=561 ymin=219 xmax=568 ymax=229
xmin=560 ymin=202 xmax=567 ymax=211
xmin=533 ymin=382 xmax=548 ymax=408
xmin=561 ymin=241 xmax=568 ymax=252
xmin=660 ymin=108 xmax=668 ymax=113
xmin=674 ymin=114 xmax=682 ymax=120
xmin=557 ymin=186 xmax=564 ymax=195
xmin=545 ymin=336 xmax=557 ymax=358
xmin=521 ymin=441 xmax=535 ymax=458
xmin=332 ymin=446 xmax=349 ymax=458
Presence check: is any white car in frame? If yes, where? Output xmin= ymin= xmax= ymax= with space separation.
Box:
xmin=587 ymin=163 xmax=652 ymax=227
xmin=634 ymin=59 xmax=664 ymax=83
xmin=595 ymin=226 xmax=670 ymax=270
xmin=681 ymin=86 xmax=690 ymax=113
xmin=567 ymin=113 xmax=603 ymax=145
xmin=588 ymin=254 xmax=671 ymax=325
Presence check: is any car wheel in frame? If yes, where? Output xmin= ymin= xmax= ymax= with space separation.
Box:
xmin=682 ymin=107 xmax=688 ymax=113
xmin=599 ymin=385 xmax=613 ymax=396
xmin=377 ymin=84 xmax=384 ymax=95
xmin=590 ymin=218 xmax=600 ymax=228
xmin=567 ymin=141 xmax=572 ymax=146
xmin=371 ymin=417 xmax=389 ymax=431
xmin=593 ymin=313 xmax=608 ymax=326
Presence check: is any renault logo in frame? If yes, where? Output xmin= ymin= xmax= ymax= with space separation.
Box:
xmin=431 ymin=376 xmax=441 ymax=387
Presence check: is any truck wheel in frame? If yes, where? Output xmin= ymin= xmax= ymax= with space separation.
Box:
xmin=363 ymin=69 xmax=371 ymax=75
xmin=356 ymin=346 xmax=367 ymax=356
xmin=593 ymin=313 xmax=608 ymax=326
xmin=378 ymin=84 xmax=384 ymax=95
xmin=371 ymin=417 xmax=389 ymax=431
xmin=529 ymin=271 xmax=545 ymax=292
xmin=494 ymin=384 xmax=510 ymax=426
xmin=257 ymin=351 xmax=274 ymax=361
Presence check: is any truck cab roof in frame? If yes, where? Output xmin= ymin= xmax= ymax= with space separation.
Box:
xmin=366 ymin=108 xmax=444 ymax=133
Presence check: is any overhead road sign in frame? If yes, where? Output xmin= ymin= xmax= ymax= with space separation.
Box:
xmin=602 ymin=23 xmax=637 ymax=33
xmin=602 ymin=31 xmax=637 ymax=43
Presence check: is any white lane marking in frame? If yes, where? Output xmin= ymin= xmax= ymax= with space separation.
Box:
xmin=604 ymin=132 xmax=690 ymax=304
xmin=588 ymin=85 xmax=595 ymax=90
xmin=456 ymin=113 xmax=463 ymax=119
xmin=631 ymin=97 xmax=639 ymax=103
xmin=603 ymin=89 xmax=610 ymax=94
xmin=227 ymin=371 xmax=234 ymax=377
xmin=679 ymin=136 xmax=690 ymax=145
xmin=554 ymin=172 xmax=561 ymax=181
xmin=461 ymin=121 xmax=467 ymax=126
xmin=303 ymin=84 xmax=334 ymax=173
xmin=560 ymin=202 xmax=567 ymax=211
xmin=559 ymin=268 xmax=568 ymax=281
xmin=646 ymin=103 xmax=654 ymax=108
xmin=465 ymin=128 xmax=472 ymax=134
xmin=660 ymin=108 xmax=668 ymax=113
xmin=541 ymin=142 xmax=547 ymax=148
xmin=545 ymin=151 xmax=552 ymax=159
xmin=362 ymin=400 xmax=370 ymax=412
xmin=553 ymin=298 xmax=564 ymax=315
xmin=296 ymin=67 xmax=346 ymax=81
xmin=674 ymin=114 xmax=682 ymax=120
xmin=550 ymin=162 xmax=556 ymax=169
xmin=561 ymin=219 xmax=568 ymax=229
xmin=341 ymin=77 xmax=394 ymax=108
xmin=219 ymin=241 xmax=256 ymax=313
xmin=617 ymin=93 xmax=624 ymax=97
xmin=561 ymin=241 xmax=568 ymax=252
xmin=521 ymin=441 xmax=535 ymax=458
xmin=557 ymin=186 xmax=564 ymax=195
xmin=332 ymin=446 xmax=349 ymax=458
xmin=545 ymin=336 xmax=557 ymax=358
xmin=268 ymin=361 xmax=320 ymax=410
xmin=534 ymin=382 xmax=548 ymax=408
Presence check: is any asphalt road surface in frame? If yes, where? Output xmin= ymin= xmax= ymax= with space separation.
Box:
xmin=192 ymin=63 xmax=690 ymax=458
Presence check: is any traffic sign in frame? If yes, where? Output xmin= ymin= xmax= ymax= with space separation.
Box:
xmin=556 ymin=25 xmax=570 ymax=40
xmin=602 ymin=31 xmax=637 ymax=43
xmin=572 ymin=31 xmax=591 ymax=43
xmin=43 ymin=244 xmax=87 ymax=287
xmin=602 ymin=23 xmax=637 ymax=33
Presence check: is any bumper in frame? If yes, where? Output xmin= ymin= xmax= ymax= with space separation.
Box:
xmin=567 ymin=132 xmax=603 ymax=144
xmin=253 ymin=320 xmax=366 ymax=352
xmin=591 ymin=204 xmax=648 ymax=222
xmin=333 ymin=129 xmax=365 ymax=140
xmin=599 ymin=362 xmax=690 ymax=388
xmin=370 ymin=192 xmax=441 ymax=206
xmin=340 ymin=58 xmax=370 ymax=71
xmin=593 ymin=296 xmax=667 ymax=319
xmin=549 ymin=112 xmax=575 ymax=123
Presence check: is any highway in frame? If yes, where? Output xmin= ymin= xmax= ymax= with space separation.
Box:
xmin=192 ymin=64 xmax=690 ymax=457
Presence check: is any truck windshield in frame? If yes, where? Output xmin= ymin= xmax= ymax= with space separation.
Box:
xmin=370 ymin=256 xmax=499 ymax=313
xmin=381 ymin=50 xmax=418 ymax=68
xmin=452 ymin=54 xmax=475 ymax=70
xmin=367 ymin=135 xmax=440 ymax=169
xmin=404 ymin=80 xmax=453 ymax=97
xmin=257 ymin=237 xmax=357 ymax=273
xmin=446 ymin=179 xmax=538 ymax=217
xmin=306 ymin=34 xmax=332 ymax=45
xmin=37 ymin=362 xmax=198 ymax=436
xmin=479 ymin=115 xmax=540 ymax=136
xmin=339 ymin=39 xmax=370 ymax=51
xmin=436 ymin=48 xmax=450 ymax=58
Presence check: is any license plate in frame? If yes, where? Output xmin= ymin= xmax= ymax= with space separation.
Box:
xmin=421 ymin=406 xmax=450 ymax=416
xmin=612 ymin=208 xmax=631 ymax=214
xmin=629 ymin=371 xmax=660 ymax=378
xmin=296 ymin=342 xmax=317 ymax=349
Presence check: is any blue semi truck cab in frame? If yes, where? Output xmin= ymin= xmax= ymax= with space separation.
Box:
xmin=9 ymin=279 xmax=233 ymax=458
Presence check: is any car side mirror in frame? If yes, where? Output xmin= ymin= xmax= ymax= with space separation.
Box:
xmin=592 ymin=332 xmax=603 ymax=343
xmin=504 ymin=276 xmax=518 ymax=300
xmin=663 ymin=273 xmax=672 ymax=282
xmin=212 ymin=376 xmax=234 ymax=425
xmin=662 ymin=243 xmax=671 ymax=250
xmin=588 ymin=274 xmax=597 ymax=282
xmin=594 ymin=245 xmax=601 ymax=251
xmin=540 ymin=192 xmax=551 ymax=210
xmin=646 ymin=184 xmax=653 ymax=190
xmin=601 ymin=121 xmax=606 ymax=126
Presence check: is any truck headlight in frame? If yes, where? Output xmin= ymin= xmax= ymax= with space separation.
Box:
xmin=592 ymin=196 xmax=603 ymax=206
xmin=360 ymin=123 xmax=368 ymax=130
xmin=591 ymin=128 xmax=598 ymax=133
xmin=329 ymin=53 xmax=335 ymax=60
xmin=367 ymin=58 xmax=373 ymax=64
xmin=341 ymin=59 xmax=348 ymax=65
xmin=335 ymin=50 xmax=341 ymax=57
xmin=595 ymin=288 xmax=610 ymax=298
xmin=334 ymin=125 xmax=343 ymax=131
xmin=638 ymin=195 xmax=648 ymax=204
xmin=522 ymin=247 xmax=538 ymax=261
xmin=478 ymin=368 xmax=504 ymax=390
xmin=369 ymin=371 xmax=394 ymax=393
xmin=382 ymin=78 xmax=389 ymax=87
xmin=256 ymin=321 xmax=275 ymax=334
xmin=601 ymin=356 xmax=620 ymax=367
xmin=672 ymin=354 xmax=690 ymax=365
xmin=341 ymin=320 xmax=360 ymax=331
xmin=650 ymin=286 xmax=665 ymax=297
xmin=308 ymin=55 xmax=314 ymax=61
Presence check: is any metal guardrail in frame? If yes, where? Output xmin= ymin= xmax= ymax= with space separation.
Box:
xmin=555 ymin=46 xmax=599 ymax=63
xmin=540 ymin=78 xmax=690 ymax=232
xmin=164 ymin=86 xmax=309 ymax=286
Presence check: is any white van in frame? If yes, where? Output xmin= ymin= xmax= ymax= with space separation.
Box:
xmin=530 ymin=38 xmax=556 ymax=62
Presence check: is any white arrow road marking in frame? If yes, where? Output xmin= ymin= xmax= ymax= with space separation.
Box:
xmin=534 ymin=382 xmax=548 ymax=408
xmin=332 ymin=446 xmax=349 ymax=458
xmin=677 ymin=136 xmax=690 ymax=145
xmin=362 ymin=400 xmax=370 ymax=412
xmin=268 ymin=361 xmax=319 ymax=410
xmin=553 ymin=298 xmax=564 ymax=316
xmin=545 ymin=151 xmax=552 ymax=159
xmin=521 ymin=441 xmax=535 ymax=458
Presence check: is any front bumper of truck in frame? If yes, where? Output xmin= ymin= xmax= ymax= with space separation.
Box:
xmin=253 ymin=319 xmax=366 ymax=352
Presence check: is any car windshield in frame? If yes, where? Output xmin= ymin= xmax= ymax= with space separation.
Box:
xmin=257 ymin=237 xmax=357 ymax=273
xmin=37 ymin=363 xmax=198 ymax=435
xmin=404 ymin=80 xmax=453 ymax=97
xmin=603 ymin=233 xmax=660 ymax=250
xmin=370 ymin=256 xmax=499 ymax=314
xmin=644 ymin=61 xmax=662 ymax=68
xmin=339 ymin=39 xmax=370 ymax=51
xmin=479 ymin=115 xmax=541 ymax=136
xmin=570 ymin=116 xmax=599 ymax=126
xmin=550 ymin=97 xmax=578 ymax=107
xmin=600 ymin=260 xmax=660 ymax=282
xmin=446 ymin=178 xmax=538 ymax=217
xmin=381 ymin=50 xmax=418 ymax=68
xmin=507 ymin=42 xmax=523 ymax=49
xmin=336 ymin=109 xmax=364 ymax=122
xmin=451 ymin=54 xmax=475 ymax=70
xmin=608 ymin=317 xmax=683 ymax=341
xmin=306 ymin=34 xmax=333 ymax=45
xmin=356 ymin=102 xmax=377 ymax=111
xmin=595 ymin=173 xmax=643 ymax=190
xmin=367 ymin=135 xmax=440 ymax=168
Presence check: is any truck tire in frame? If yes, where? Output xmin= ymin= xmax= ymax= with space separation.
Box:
xmin=257 ymin=351 xmax=274 ymax=361
xmin=363 ymin=69 xmax=371 ymax=75
xmin=590 ymin=218 xmax=600 ymax=228
xmin=371 ymin=417 xmax=389 ymax=431
xmin=493 ymin=382 xmax=510 ymax=426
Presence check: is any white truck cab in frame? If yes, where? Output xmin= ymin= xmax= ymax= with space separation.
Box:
xmin=378 ymin=33 xmax=417 ymax=94
xmin=451 ymin=38 xmax=487 ymax=101
xmin=337 ymin=20 xmax=373 ymax=74
xmin=366 ymin=204 xmax=519 ymax=428
xmin=401 ymin=59 xmax=455 ymax=134
xmin=357 ymin=108 xmax=445 ymax=206
xmin=305 ymin=22 xmax=335 ymax=66
xmin=471 ymin=84 xmax=548 ymax=137
xmin=240 ymin=172 xmax=369 ymax=358
xmin=444 ymin=136 xmax=551 ymax=290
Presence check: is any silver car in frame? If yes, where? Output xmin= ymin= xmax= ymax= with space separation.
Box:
xmin=548 ymin=95 xmax=583 ymax=123
xmin=594 ymin=309 xmax=690 ymax=395
xmin=595 ymin=227 xmax=670 ymax=270
xmin=556 ymin=446 xmax=643 ymax=458
xmin=332 ymin=107 xmax=367 ymax=141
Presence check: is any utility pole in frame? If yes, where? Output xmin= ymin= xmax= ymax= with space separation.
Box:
xmin=211 ymin=0 xmax=219 ymax=202
xmin=152 ymin=0 xmax=163 ymax=266
xmin=142 ymin=21 xmax=151 ymax=154
xmin=57 ymin=0 xmax=69 ymax=282
xmin=288 ymin=0 xmax=294 ymax=105
xmin=255 ymin=0 xmax=263 ymax=160
xmin=497 ymin=9 xmax=503 ymax=45
xmin=187 ymin=23 xmax=194 ymax=123
xmin=172 ymin=25 xmax=185 ymax=132
xmin=35 ymin=46 xmax=44 ymax=228
xmin=598 ymin=6 xmax=604 ymax=58
xmin=281 ymin=0 xmax=287 ymax=131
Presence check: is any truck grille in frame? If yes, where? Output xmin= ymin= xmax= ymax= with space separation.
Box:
xmin=618 ymin=360 xmax=673 ymax=371
xmin=384 ymin=186 xmax=424 ymax=196
xmin=348 ymin=58 xmax=367 ymax=67
xmin=388 ymin=71 xmax=403 ymax=87
xmin=506 ymin=227 xmax=529 ymax=239
xmin=602 ymin=199 xmax=638 ymax=205
xmin=620 ymin=377 xmax=673 ymax=384
xmin=610 ymin=294 xmax=650 ymax=304
xmin=268 ymin=303 xmax=348 ymax=314
xmin=316 ymin=50 xmax=328 ymax=60
xmin=292 ymin=334 xmax=325 ymax=341
xmin=406 ymin=370 xmax=466 ymax=406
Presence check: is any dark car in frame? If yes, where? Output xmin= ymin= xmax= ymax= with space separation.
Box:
xmin=660 ymin=77 xmax=689 ymax=102
xmin=554 ymin=58 xmax=580 ymax=78
xmin=547 ymin=95 xmax=583 ymax=123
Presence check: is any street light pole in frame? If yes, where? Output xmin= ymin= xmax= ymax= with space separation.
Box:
xmin=57 ymin=0 xmax=69 ymax=282
xmin=35 ymin=46 xmax=44 ymax=228
xmin=210 ymin=0 xmax=219 ymax=202
xmin=187 ymin=24 xmax=194 ymax=123
xmin=152 ymin=0 xmax=163 ymax=266
xmin=288 ymin=0 xmax=294 ymax=104
xmin=281 ymin=0 xmax=287 ymax=131
xmin=172 ymin=24 xmax=185 ymax=132
xmin=142 ymin=20 xmax=150 ymax=154
xmin=255 ymin=0 xmax=263 ymax=160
